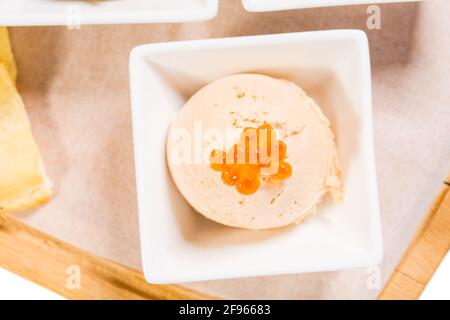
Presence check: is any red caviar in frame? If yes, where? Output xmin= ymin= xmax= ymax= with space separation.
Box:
xmin=271 ymin=161 xmax=292 ymax=181
xmin=210 ymin=123 xmax=293 ymax=195
xmin=209 ymin=150 xmax=227 ymax=172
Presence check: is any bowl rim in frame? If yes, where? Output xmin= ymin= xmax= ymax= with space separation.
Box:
xmin=242 ymin=0 xmax=420 ymax=12
xmin=0 ymin=0 xmax=219 ymax=26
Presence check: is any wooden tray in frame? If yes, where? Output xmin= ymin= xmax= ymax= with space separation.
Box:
xmin=1 ymin=0 xmax=449 ymax=300
xmin=0 ymin=174 xmax=448 ymax=300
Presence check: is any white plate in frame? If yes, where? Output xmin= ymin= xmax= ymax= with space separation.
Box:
xmin=242 ymin=0 xmax=420 ymax=12
xmin=129 ymin=30 xmax=383 ymax=284
xmin=0 ymin=0 xmax=219 ymax=26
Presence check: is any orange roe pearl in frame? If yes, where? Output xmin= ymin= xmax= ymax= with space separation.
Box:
xmin=250 ymin=163 xmax=262 ymax=174
xmin=210 ymin=149 xmax=227 ymax=171
xmin=227 ymin=144 xmax=240 ymax=164
xmin=221 ymin=165 xmax=240 ymax=186
xmin=257 ymin=123 xmax=276 ymax=163
xmin=239 ymin=128 xmax=258 ymax=164
xmin=276 ymin=140 xmax=287 ymax=160
xmin=236 ymin=175 xmax=260 ymax=195
xmin=257 ymin=122 xmax=274 ymax=142
xmin=271 ymin=161 xmax=292 ymax=181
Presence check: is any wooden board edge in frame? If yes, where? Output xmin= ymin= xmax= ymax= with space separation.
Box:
xmin=378 ymin=174 xmax=450 ymax=300
xmin=1 ymin=174 xmax=449 ymax=300
xmin=0 ymin=213 xmax=217 ymax=300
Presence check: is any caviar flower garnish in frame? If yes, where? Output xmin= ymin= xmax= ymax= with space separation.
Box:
xmin=210 ymin=123 xmax=292 ymax=195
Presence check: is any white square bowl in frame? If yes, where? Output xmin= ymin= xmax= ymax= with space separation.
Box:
xmin=242 ymin=0 xmax=420 ymax=11
xmin=0 ymin=0 xmax=219 ymax=26
xmin=129 ymin=30 xmax=383 ymax=284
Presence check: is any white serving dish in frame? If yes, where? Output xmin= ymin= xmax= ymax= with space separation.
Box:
xmin=0 ymin=0 xmax=219 ymax=26
xmin=242 ymin=0 xmax=420 ymax=12
xmin=129 ymin=30 xmax=383 ymax=284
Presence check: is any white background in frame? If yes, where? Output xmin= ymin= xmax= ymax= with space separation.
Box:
xmin=420 ymin=252 xmax=450 ymax=300
xmin=0 ymin=268 xmax=63 ymax=300
xmin=0 ymin=252 xmax=449 ymax=299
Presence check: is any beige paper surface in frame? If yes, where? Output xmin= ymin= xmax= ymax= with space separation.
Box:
xmin=8 ymin=0 xmax=450 ymax=299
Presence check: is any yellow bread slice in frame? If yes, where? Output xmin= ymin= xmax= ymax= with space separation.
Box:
xmin=0 ymin=27 xmax=17 ymax=83
xmin=0 ymin=63 xmax=52 ymax=212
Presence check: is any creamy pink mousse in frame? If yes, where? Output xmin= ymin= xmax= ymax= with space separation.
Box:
xmin=167 ymin=74 xmax=343 ymax=230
